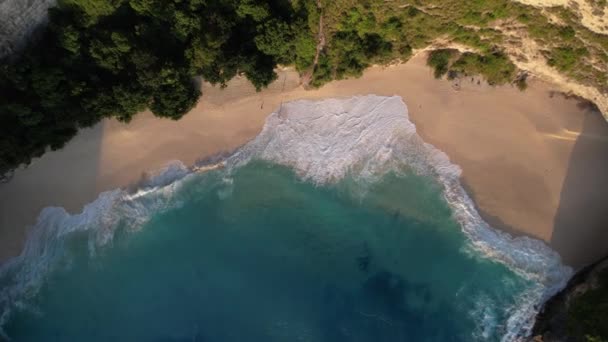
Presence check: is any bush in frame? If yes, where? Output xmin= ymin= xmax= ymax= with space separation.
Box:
xmin=548 ymin=46 xmax=588 ymax=72
xmin=567 ymin=269 xmax=608 ymax=341
xmin=450 ymin=52 xmax=516 ymax=85
xmin=427 ymin=49 xmax=457 ymax=79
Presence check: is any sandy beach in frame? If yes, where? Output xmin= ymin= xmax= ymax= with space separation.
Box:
xmin=1 ymin=53 xmax=607 ymax=268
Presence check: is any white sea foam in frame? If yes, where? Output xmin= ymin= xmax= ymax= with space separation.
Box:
xmin=0 ymin=95 xmax=572 ymax=341
xmin=0 ymin=161 xmax=193 ymax=339
xmin=225 ymin=95 xmax=572 ymax=341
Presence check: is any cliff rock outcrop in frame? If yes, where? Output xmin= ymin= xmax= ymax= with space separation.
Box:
xmin=0 ymin=0 xmax=56 ymax=58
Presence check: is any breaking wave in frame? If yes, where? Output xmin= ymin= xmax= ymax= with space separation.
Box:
xmin=0 ymin=95 xmax=572 ymax=341
xmin=227 ymin=95 xmax=572 ymax=340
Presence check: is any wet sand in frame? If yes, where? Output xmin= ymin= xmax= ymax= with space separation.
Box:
xmin=1 ymin=53 xmax=607 ymax=268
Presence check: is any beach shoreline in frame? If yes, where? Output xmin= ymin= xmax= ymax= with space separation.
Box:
xmin=1 ymin=53 xmax=607 ymax=268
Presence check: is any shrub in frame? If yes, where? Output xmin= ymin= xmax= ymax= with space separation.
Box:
xmin=427 ymin=49 xmax=457 ymax=79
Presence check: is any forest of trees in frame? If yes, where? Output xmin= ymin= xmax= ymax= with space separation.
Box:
xmin=1 ymin=0 xmax=605 ymax=178
xmin=0 ymin=0 xmax=411 ymax=176
xmin=0 ymin=0 xmax=318 ymax=176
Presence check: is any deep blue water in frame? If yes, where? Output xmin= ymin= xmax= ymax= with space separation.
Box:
xmin=1 ymin=162 xmax=535 ymax=341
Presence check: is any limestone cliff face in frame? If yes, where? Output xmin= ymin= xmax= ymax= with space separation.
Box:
xmin=512 ymin=0 xmax=608 ymax=35
xmin=0 ymin=0 xmax=56 ymax=58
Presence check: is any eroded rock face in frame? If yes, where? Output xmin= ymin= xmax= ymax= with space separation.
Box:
xmin=533 ymin=258 xmax=608 ymax=341
xmin=0 ymin=0 xmax=56 ymax=58
xmin=512 ymin=0 xmax=608 ymax=35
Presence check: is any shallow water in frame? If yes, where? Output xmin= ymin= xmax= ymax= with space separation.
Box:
xmin=0 ymin=96 xmax=571 ymax=341
xmin=4 ymin=162 xmax=532 ymax=341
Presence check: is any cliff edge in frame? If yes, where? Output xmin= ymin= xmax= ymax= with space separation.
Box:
xmin=0 ymin=0 xmax=56 ymax=58
xmin=532 ymin=257 xmax=608 ymax=341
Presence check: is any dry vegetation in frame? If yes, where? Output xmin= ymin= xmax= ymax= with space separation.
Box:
xmin=1 ymin=0 xmax=606 ymax=178
xmin=313 ymin=0 xmax=607 ymax=115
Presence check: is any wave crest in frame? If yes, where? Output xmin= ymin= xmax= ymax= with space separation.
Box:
xmin=226 ymin=95 xmax=572 ymax=340
xmin=0 ymin=161 xmax=193 ymax=339
xmin=0 ymin=95 xmax=571 ymax=341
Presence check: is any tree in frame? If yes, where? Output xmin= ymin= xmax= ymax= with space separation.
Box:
xmin=236 ymin=0 xmax=270 ymax=22
xmin=58 ymin=0 xmax=124 ymax=27
xmin=254 ymin=19 xmax=295 ymax=64
xmin=0 ymin=0 xmax=308 ymax=176
xmin=242 ymin=54 xmax=278 ymax=91
xmin=57 ymin=25 xmax=81 ymax=55
xmin=150 ymin=75 xmax=200 ymax=120
xmin=294 ymin=30 xmax=316 ymax=71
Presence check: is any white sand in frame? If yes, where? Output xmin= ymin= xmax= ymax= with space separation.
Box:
xmin=1 ymin=53 xmax=607 ymax=268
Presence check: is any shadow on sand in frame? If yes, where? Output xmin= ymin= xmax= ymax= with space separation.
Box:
xmin=552 ymin=103 xmax=608 ymax=269
xmin=0 ymin=122 xmax=105 ymax=263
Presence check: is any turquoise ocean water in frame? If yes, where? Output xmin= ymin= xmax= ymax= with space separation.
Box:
xmin=0 ymin=96 xmax=571 ymax=341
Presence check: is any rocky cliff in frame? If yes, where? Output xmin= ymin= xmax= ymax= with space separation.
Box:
xmin=532 ymin=257 xmax=608 ymax=341
xmin=512 ymin=0 xmax=608 ymax=35
xmin=0 ymin=0 xmax=56 ymax=58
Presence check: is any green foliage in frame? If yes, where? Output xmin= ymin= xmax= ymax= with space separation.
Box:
xmin=567 ymin=269 xmax=608 ymax=341
xmin=427 ymin=49 xmax=456 ymax=79
xmin=548 ymin=46 xmax=589 ymax=72
xmin=242 ymin=54 xmax=279 ymax=90
xmin=236 ymin=0 xmax=270 ymax=21
xmin=294 ymin=31 xmax=317 ymax=72
xmin=328 ymin=31 xmax=370 ymax=79
xmin=254 ymin=19 xmax=296 ymax=64
xmin=150 ymin=76 xmax=200 ymax=120
xmin=57 ymin=25 xmax=80 ymax=54
xmin=1 ymin=0 xmax=606 ymax=177
xmin=558 ymin=26 xmax=576 ymax=40
xmin=58 ymin=0 xmax=124 ymax=27
xmin=319 ymin=0 xmax=604 ymax=90
xmin=310 ymin=4 xmax=399 ymax=86
xmin=0 ymin=0 xmax=307 ymax=175
xmin=450 ymin=52 xmax=516 ymax=85
xmin=426 ymin=49 xmax=517 ymax=85
xmin=310 ymin=52 xmax=333 ymax=88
